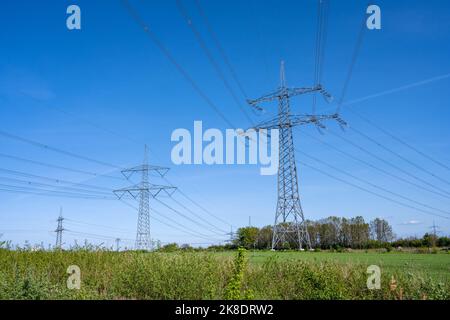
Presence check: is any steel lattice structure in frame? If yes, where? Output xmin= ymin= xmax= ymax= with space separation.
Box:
xmin=114 ymin=146 xmax=176 ymax=251
xmin=248 ymin=62 xmax=345 ymax=250
xmin=55 ymin=207 xmax=64 ymax=249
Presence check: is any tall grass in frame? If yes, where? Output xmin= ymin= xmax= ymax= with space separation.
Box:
xmin=0 ymin=249 xmax=448 ymax=300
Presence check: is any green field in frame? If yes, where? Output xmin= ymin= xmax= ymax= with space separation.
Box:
xmin=218 ymin=250 xmax=450 ymax=282
xmin=0 ymin=249 xmax=449 ymax=300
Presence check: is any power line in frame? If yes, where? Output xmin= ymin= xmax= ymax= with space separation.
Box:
xmin=312 ymin=0 xmax=330 ymax=114
xmin=0 ymin=176 xmax=113 ymax=196
xmin=0 ymin=168 xmax=114 ymax=192
xmin=65 ymin=230 xmax=135 ymax=243
xmin=0 ymin=152 xmax=124 ymax=180
xmin=119 ymin=198 xmax=226 ymax=242
xmin=18 ymin=96 xmax=143 ymax=147
xmin=176 ymin=0 xmax=255 ymax=125
xmin=64 ymin=218 xmax=133 ymax=234
xmin=193 ymin=0 xmax=249 ymax=100
xmin=0 ymin=130 xmax=122 ymax=169
xmin=154 ymin=197 xmax=226 ymax=236
xmin=346 ymin=108 xmax=450 ymax=173
xmin=163 ymin=176 xmax=235 ymax=228
xmin=297 ymin=159 xmax=450 ymax=220
xmin=349 ymin=125 xmax=450 ymax=187
xmin=121 ymin=0 xmax=236 ymax=128
xmin=0 ymin=183 xmax=114 ymax=200
xmin=327 ymin=129 xmax=450 ymax=198
xmin=295 ymin=149 xmax=450 ymax=217
xmin=167 ymin=193 xmax=228 ymax=234
xmin=296 ymin=127 xmax=450 ymax=200
xmin=336 ymin=6 xmax=367 ymax=114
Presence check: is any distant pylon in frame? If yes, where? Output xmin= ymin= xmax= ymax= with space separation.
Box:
xmin=248 ymin=61 xmax=346 ymax=250
xmin=113 ymin=145 xmax=176 ymax=251
xmin=115 ymin=238 xmax=121 ymax=252
xmin=55 ymin=207 xmax=64 ymax=249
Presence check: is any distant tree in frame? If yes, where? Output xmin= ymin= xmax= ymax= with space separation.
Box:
xmin=370 ymin=218 xmax=395 ymax=243
xmin=256 ymin=225 xmax=273 ymax=249
xmin=234 ymin=227 xmax=259 ymax=249
xmin=437 ymin=236 xmax=450 ymax=247
xmin=349 ymin=216 xmax=369 ymax=248
xmin=158 ymin=243 xmax=179 ymax=252
xmin=422 ymin=233 xmax=438 ymax=247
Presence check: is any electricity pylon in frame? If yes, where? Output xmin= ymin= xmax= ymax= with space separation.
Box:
xmin=113 ymin=145 xmax=176 ymax=251
xmin=248 ymin=61 xmax=346 ymax=250
xmin=55 ymin=207 xmax=64 ymax=249
xmin=115 ymin=238 xmax=121 ymax=252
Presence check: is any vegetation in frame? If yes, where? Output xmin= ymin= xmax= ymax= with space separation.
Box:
xmin=0 ymin=248 xmax=448 ymax=300
xmin=231 ymin=217 xmax=449 ymax=251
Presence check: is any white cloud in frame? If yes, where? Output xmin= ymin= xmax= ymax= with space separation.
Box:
xmin=400 ymin=220 xmax=422 ymax=225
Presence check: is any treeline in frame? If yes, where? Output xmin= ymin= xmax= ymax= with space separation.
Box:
xmin=229 ymin=216 xmax=449 ymax=250
xmin=392 ymin=234 xmax=450 ymax=248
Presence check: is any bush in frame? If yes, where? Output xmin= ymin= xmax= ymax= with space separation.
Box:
xmin=0 ymin=249 xmax=448 ymax=300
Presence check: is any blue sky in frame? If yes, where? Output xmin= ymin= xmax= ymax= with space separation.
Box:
xmin=0 ymin=0 xmax=450 ymax=248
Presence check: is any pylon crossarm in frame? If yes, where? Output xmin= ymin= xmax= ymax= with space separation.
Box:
xmin=289 ymin=113 xmax=335 ymax=127
xmin=287 ymin=86 xmax=333 ymax=102
xmin=286 ymin=86 xmax=321 ymax=97
xmin=247 ymin=89 xmax=283 ymax=106
xmin=251 ymin=116 xmax=283 ymax=130
xmin=121 ymin=164 xmax=170 ymax=178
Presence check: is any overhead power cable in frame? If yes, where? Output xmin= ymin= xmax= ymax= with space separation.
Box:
xmin=121 ymin=0 xmax=236 ymax=128
xmin=336 ymin=6 xmax=367 ymax=114
xmin=312 ymin=0 xmax=330 ymax=114
xmin=327 ymin=130 xmax=450 ymax=197
xmin=0 ymin=152 xmax=124 ymax=180
xmin=296 ymin=127 xmax=450 ymax=200
xmin=176 ymin=0 xmax=255 ymax=125
xmin=193 ymin=0 xmax=249 ymax=100
xmin=0 ymin=130 xmax=122 ymax=169
xmin=163 ymin=177 xmax=235 ymax=228
xmin=0 ymin=176 xmax=113 ymax=196
xmin=168 ymin=193 xmax=228 ymax=234
xmin=0 ymin=168 xmax=113 ymax=192
xmin=349 ymin=125 xmax=450 ymax=187
xmin=296 ymin=149 xmax=450 ymax=217
xmin=346 ymin=108 xmax=450 ymax=173
xmin=297 ymin=159 xmax=450 ymax=220
xmin=64 ymin=218 xmax=133 ymax=234
xmin=154 ymin=198 xmax=226 ymax=236
xmin=0 ymin=185 xmax=114 ymax=200
xmin=119 ymin=199 xmax=226 ymax=242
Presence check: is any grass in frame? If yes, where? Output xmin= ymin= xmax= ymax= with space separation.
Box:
xmin=216 ymin=250 xmax=450 ymax=282
xmin=0 ymin=249 xmax=448 ymax=300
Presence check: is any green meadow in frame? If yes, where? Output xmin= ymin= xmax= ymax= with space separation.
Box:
xmin=0 ymin=249 xmax=448 ymax=300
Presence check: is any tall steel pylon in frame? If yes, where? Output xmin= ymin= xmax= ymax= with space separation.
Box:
xmin=248 ymin=61 xmax=346 ymax=250
xmin=55 ymin=207 xmax=64 ymax=249
xmin=114 ymin=146 xmax=176 ymax=251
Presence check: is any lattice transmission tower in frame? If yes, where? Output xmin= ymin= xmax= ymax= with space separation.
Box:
xmin=114 ymin=146 xmax=176 ymax=251
xmin=248 ymin=61 xmax=346 ymax=250
xmin=55 ymin=207 xmax=64 ymax=249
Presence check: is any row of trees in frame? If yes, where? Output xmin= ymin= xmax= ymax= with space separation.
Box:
xmin=392 ymin=234 xmax=450 ymax=248
xmin=231 ymin=216 xmax=441 ymax=250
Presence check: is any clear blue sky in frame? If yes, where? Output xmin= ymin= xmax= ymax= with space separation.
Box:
xmin=0 ymin=0 xmax=449 ymax=248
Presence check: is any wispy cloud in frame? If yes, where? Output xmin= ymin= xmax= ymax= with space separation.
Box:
xmin=399 ymin=220 xmax=422 ymax=226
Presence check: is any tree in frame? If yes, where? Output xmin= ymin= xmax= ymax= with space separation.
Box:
xmin=349 ymin=216 xmax=369 ymax=248
xmin=256 ymin=225 xmax=273 ymax=249
xmin=370 ymin=218 xmax=395 ymax=243
xmin=234 ymin=227 xmax=259 ymax=249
